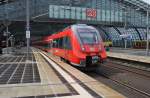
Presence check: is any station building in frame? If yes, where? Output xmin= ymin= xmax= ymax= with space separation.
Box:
xmin=0 ymin=0 xmax=150 ymax=48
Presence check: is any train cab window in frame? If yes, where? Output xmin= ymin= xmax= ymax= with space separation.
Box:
xmin=77 ymin=29 xmax=99 ymax=44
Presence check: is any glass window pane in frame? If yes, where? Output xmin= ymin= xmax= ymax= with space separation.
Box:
xmin=49 ymin=5 xmax=54 ymax=18
xmin=102 ymin=10 xmax=105 ymax=21
xmin=65 ymin=6 xmax=71 ymax=19
xmin=76 ymin=7 xmax=81 ymax=20
xmin=54 ymin=5 xmax=59 ymax=18
xmin=97 ymin=9 xmax=101 ymax=21
xmin=60 ymin=6 xmax=65 ymax=19
xmin=82 ymin=8 xmax=86 ymax=20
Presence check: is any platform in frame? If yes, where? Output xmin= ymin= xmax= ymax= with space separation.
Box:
xmin=0 ymin=47 xmax=125 ymax=98
xmin=107 ymin=47 xmax=150 ymax=63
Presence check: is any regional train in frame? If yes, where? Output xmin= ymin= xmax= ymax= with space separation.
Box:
xmin=34 ymin=24 xmax=107 ymax=67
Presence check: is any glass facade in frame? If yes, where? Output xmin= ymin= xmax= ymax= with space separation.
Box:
xmin=48 ymin=0 xmax=124 ymax=23
xmin=0 ymin=0 xmax=149 ymax=27
xmin=137 ymin=28 xmax=147 ymax=40
xmin=0 ymin=0 xmax=149 ymax=44
xmin=49 ymin=5 xmax=122 ymax=22
xmin=117 ymin=28 xmax=140 ymax=41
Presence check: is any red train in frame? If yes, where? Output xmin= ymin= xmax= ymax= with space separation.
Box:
xmin=34 ymin=24 xmax=107 ymax=67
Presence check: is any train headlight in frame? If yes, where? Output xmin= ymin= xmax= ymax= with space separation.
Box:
xmin=81 ymin=47 xmax=85 ymax=51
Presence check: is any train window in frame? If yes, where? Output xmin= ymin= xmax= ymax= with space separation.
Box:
xmin=52 ymin=39 xmax=59 ymax=48
xmin=52 ymin=37 xmax=71 ymax=49
xmin=63 ymin=37 xmax=72 ymax=50
xmin=63 ymin=37 xmax=66 ymax=49
xmin=52 ymin=40 xmax=56 ymax=48
xmin=44 ymin=43 xmax=49 ymax=48
xmin=49 ymin=42 xmax=52 ymax=49
xmin=58 ymin=37 xmax=63 ymax=49
xmin=66 ymin=37 xmax=72 ymax=49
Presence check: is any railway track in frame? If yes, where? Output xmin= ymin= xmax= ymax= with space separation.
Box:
xmin=88 ymin=72 xmax=150 ymax=98
xmin=86 ymin=59 xmax=150 ymax=98
xmin=107 ymin=57 xmax=150 ymax=71
xmin=103 ymin=60 xmax=150 ymax=79
xmin=98 ymin=70 xmax=150 ymax=98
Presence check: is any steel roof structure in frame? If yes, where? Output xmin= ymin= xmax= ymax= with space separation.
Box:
xmin=0 ymin=0 xmax=149 ymax=9
xmin=0 ymin=0 xmax=150 ymax=20
xmin=0 ymin=0 xmax=16 ymax=5
xmin=124 ymin=0 xmax=150 ymax=10
xmin=0 ymin=0 xmax=150 ymax=43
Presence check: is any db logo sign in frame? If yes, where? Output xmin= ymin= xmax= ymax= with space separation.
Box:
xmin=86 ymin=8 xmax=97 ymax=18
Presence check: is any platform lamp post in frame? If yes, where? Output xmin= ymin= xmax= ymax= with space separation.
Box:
xmin=121 ymin=6 xmax=128 ymax=49
xmin=124 ymin=10 xmax=128 ymax=49
xmin=3 ymin=0 xmax=11 ymax=54
xmin=5 ymin=0 xmax=9 ymax=51
xmin=135 ymin=6 xmax=149 ymax=56
xmin=26 ymin=0 xmax=30 ymax=61
xmin=146 ymin=5 xmax=149 ymax=56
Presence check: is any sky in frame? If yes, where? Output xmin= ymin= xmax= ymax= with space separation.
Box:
xmin=142 ymin=0 xmax=150 ymax=4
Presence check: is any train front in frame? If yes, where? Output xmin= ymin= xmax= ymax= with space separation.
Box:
xmin=72 ymin=24 xmax=107 ymax=67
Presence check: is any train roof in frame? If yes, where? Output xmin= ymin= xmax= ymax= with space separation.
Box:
xmin=71 ymin=24 xmax=96 ymax=30
xmin=42 ymin=24 xmax=96 ymax=43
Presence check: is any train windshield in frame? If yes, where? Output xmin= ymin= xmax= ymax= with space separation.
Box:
xmin=77 ymin=28 xmax=99 ymax=44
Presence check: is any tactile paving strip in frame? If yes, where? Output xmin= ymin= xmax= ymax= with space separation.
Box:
xmin=0 ymin=63 xmax=40 ymax=84
xmin=0 ymin=48 xmax=40 ymax=84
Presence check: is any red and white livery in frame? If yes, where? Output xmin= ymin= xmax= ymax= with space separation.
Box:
xmin=34 ymin=24 xmax=107 ymax=67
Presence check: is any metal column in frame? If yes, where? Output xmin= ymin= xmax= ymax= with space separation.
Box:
xmin=146 ymin=9 xmax=149 ymax=56
xmin=26 ymin=0 xmax=30 ymax=60
xmin=5 ymin=0 xmax=9 ymax=54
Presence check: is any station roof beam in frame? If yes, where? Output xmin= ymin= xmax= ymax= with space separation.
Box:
xmin=0 ymin=0 xmax=16 ymax=5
